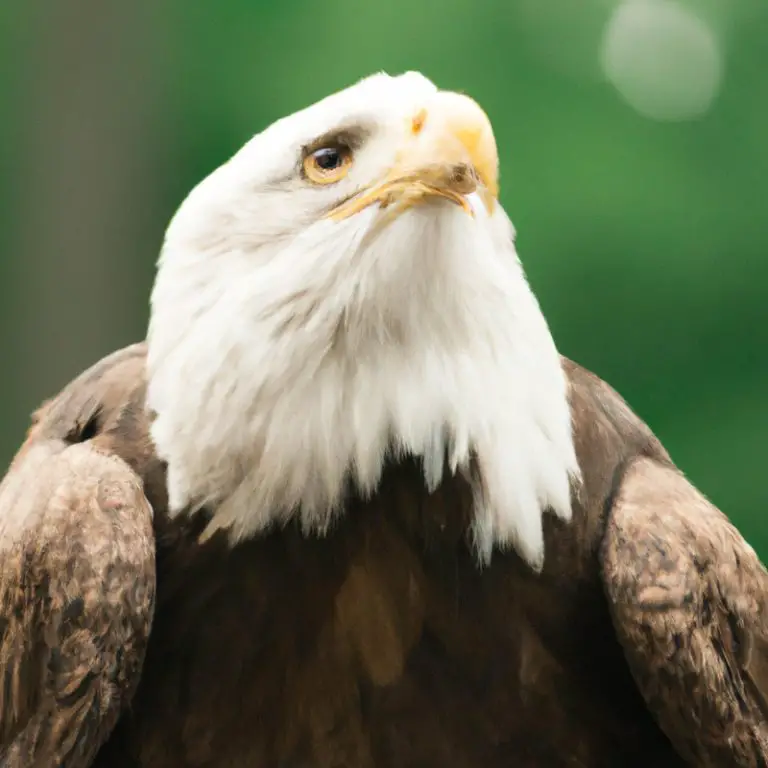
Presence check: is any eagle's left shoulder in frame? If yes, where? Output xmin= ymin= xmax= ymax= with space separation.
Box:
xmin=559 ymin=357 xmax=768 ymax=765
xmin=581 ymin=403 xmax=768 ymax=766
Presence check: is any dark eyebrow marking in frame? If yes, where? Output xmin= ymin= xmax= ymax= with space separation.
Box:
xmin=300 ymin=122 xmax=374 ymax=159
xmin=291 ymin=121 xmax=376 ymax=184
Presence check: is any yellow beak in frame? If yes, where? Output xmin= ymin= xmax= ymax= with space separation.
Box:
xmin=328 ymin=91 xmax=499 ymax=221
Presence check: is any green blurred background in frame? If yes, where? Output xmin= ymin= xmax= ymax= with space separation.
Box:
xmin=1 ymin=1 xmax=766 ymax=553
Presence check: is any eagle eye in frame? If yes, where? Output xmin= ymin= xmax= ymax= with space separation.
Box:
xmin=303 ymin=143 xmax=353 ymax=185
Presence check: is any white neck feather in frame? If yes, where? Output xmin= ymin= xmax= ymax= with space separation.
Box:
xmin=146 ymin=195 xmax=580 ymax=569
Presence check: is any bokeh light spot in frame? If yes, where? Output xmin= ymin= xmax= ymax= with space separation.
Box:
xmin=601 ymin=0 xmax=723 ymax=121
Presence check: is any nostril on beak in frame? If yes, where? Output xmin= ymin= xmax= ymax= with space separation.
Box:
xmin=450 ymin=163 xmax=478 ymax=195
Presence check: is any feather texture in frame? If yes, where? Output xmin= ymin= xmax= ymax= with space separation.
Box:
xmin=2 ymin=346 xmax=764 ymax=766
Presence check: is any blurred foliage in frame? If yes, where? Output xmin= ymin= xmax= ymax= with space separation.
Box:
xmin=0 ymin=0 xmax=766 ymax=553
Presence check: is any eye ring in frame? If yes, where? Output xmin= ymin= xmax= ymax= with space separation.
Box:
xmin=303 ymin=144 xmax=353 ymax=185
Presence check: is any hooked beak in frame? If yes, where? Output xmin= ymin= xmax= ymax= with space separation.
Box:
xmin=328 ymin=91 xmax=499 ymax=221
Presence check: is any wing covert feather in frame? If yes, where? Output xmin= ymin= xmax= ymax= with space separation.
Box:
xmin=601 ymin=457 xmax=768 ymax=767
xmin=0 ymin=437 xmax=155 ymax=767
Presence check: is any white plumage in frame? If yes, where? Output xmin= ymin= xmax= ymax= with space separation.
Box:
xmin=146 ymin=71 xmax=580 ymax=569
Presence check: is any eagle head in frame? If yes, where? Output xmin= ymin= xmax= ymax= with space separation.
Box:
xmin=146 ymin=71 xmax=580 ymax=569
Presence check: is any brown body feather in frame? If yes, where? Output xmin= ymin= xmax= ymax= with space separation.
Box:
xmin=0 ymin=343 xmax=766 ymax=766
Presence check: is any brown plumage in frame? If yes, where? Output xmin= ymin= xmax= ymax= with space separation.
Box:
xmin=0 ymin=342 xmax=766 ymax=767
xmin=3 ymin=71 xmax=767 ymax=767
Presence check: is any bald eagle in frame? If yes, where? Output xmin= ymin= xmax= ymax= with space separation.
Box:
xmin=1 ymin=72 xmax=766 ymax=768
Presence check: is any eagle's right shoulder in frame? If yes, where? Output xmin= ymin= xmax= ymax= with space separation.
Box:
xmin=0 ymin=342 xmax=157 ymax=767
xmin=26 ymin=343 xmax=148 ymax=457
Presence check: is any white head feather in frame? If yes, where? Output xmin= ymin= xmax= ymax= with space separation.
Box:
xmin=146 ymin=71 xmax=580 ymax=569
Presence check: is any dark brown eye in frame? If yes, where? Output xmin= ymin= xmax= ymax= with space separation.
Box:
xmin=303 ymin=144 xmax=353 ymax=184
xmin=314 ymin=147 xmax=343 ymax=170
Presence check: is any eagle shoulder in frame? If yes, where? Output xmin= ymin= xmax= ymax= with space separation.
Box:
xmin=601 ymin=457 xmax=768 ymax=766
xmin=0 ymin=343 xmax=157 ymax=767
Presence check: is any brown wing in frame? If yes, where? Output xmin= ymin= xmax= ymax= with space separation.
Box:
xmin=0 ymin=431 xmax=155 ymax=767
xmin=601 ymin=457 xmax=768 ymax=767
